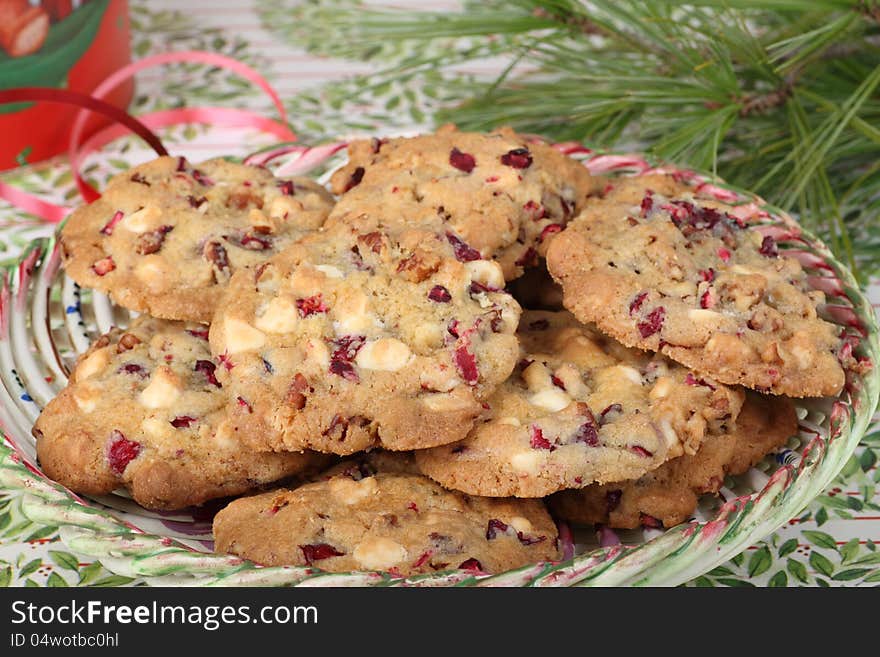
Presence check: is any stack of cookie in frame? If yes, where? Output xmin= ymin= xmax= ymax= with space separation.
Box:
xmin=35 ymin=126 xmax=847 ymax=577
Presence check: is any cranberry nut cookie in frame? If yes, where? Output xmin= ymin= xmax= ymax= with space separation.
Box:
xmin=213 ymin=456 xmax=559 ymax=576
xmin=415 ymin=311 xmax=745 ymax=497
xmin=550 ymin=392 xmax=797 ymax=529
xmin=546 ymin=175 xmax=845 ymax=397
xmin=209 ymin=220 xmax=522 ymax=455
xmin=61 ymin=156 xmax=336 ymax=323
xmin=34 ymin=317 xmax=325 ymax=510
xmin=328 ymin=125 xmax=602 ymax=280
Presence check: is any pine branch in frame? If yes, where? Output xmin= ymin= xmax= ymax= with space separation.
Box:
xmin=261 ymin=0 xmax=880 ymax=280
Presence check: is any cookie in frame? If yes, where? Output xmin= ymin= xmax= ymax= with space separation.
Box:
xmin=546 ymin=174 xmax=845 ymax=396
xmin=61 ymin=156 xmax=336 ymax=323
xmin=328 ymin=124 xmax=601 ymax=280
xmin=549 ymin=392 xmax=797 ymax=529
xmin=33 ymin=316 xmax=325 ymax=510
xmin=213 ymin=455 xmax=560 ymax=575
xmin=415 ymin=310 xmax=744 ymax=497
xmin=208 ymin=219 xmax=522 ymax=455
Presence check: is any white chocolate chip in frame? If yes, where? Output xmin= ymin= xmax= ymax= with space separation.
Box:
xmin=465 ymin=259 xmax=505 ymax=291
xmin=497 ymin=416 xmax=521 ymax=427
xmin=355 ymin=338 xmax=412 ymax=372
xmin=528 ymin=388 xmax=571 ymax=412
xmin=522 ymin=361 xmax=552 ymax=391
xmin=248 ymin=208 xmax=275 ymax=232
xmin=304 ymin=338 xmax=330 ymax=370
xmin=315 ymin=265 xmax=344 ymax=279
xmin=353 ymin=537 xmax=408 ymax=571
xmin=213 ymin=420 xmax=238 ymax=451
xmin=134 ymin=256 xmax=174 ymax=293
xmin=553 ymin=364 xmax=587 ymax=398
xmin=649 ymin=377 xmax=672 ymax=401
xmin=72 ymin=383 xmax=100 ymax=413
xmin=508 ymin=516 xmax=534 ymax=534
xmin=329 ymin=475 xmax=378 ymax=505
xmin=255 ymin=296 xmax=299 ymax=334
xmin=123 ymin=205 xmax=163 ymax=233
xmin=688 ymin=308 xmax=722 ymax=322
xmin=421 ymin=392 xmax=473 ymax=412
xmin=223 ymin=317 xmax=266 ymax=354
xmin=268 ymin=196 xmax=302 ymax=221
xmin=139 ymin=367 xmax=181 ymax=409
xmin=510 ymin=451 xmax=543 ymax=475
xmin=141 ymin=417 xmax=171 ymax=439
xmin=617 ymin=365 xmax=643 ymax=386
xmin=658 ymin=418 xmax=679 ymax=449
xmin=76 ymin=347 xmax=111 ymax=381
xmin=333 ymin=289 xmax=377 ymax=335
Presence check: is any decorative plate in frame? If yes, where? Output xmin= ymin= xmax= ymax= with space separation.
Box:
xmin=0 ymin=143 xmax=877 ymax=587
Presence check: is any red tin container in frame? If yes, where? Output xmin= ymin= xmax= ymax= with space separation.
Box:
xmin=0 ymin=0 xmax=133 ymax=170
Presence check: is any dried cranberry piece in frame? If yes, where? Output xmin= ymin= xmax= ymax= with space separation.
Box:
xmin=187 ymin=195 xmax=207 ymax=209
xmin=191 ymin=168 xmax=214 ymax=186
xmin=329 ymin=335 xmax=366 ymax=382
xmin=135 ymin=225 xmax=174 ymax=255
xmin=106 ymin=430 xmax=141 ymax=475
xmin=550 ymin=374 xmax=566 ymax=390
xmin=717 ymin=247 xmax=731 ymax=263
xmin=100 ymin=211 xmax=124 ymax=236
xmin=598 ymin=403 xmax=622 ymax=425
xmin=186 ymin=328 xmax=209 ymax=340
xmin=238 ymin=233 xmax=273 ymax=251
xmin=428 ymin=285 xmax=452 ymax=303
xmin=344 ymin=166 xmax=365 ymax=192
xmin=639 ymin=193 xmax=654 ymax=217
xmin=453 ymin=344 xmax=479 ymax=386
xmin=572 ymin=410 xmax=599 ymax=446
xmin=631 ymin=445 xmax=653 ymax=458
xmin=539 ymin=223 xmax=563 ymax=242
xmin=447 ymin=320 xmax=461 ymax=339
xmin=699 ymin=289 xmax=716 ymax=309
xmin=486 ymin=519 xmax=509 ymax=540
xmin=637 ymin=307 xmax=666 ymax=338
xmin=449 ymin=147 xmax=476 ymax=173
xmin=628 ymin=291 xmax=648 ymax=316
xmin=500 ymin=148 xmax=532 ymax=169
xmin=605 ymin=489 xmax=623 ymax=514
xmin=759 ymin=235 xmax=778 ymax=257
xmin=446 ymin=232 xmax=481 ymax=262
xmin=529 ymin=425 xmax=554 ymax=450
xmin=517 ymin=533 xmax=546 ymax=546
xmin=684 ymin=373 xmax=716 ymax=390
xmin=523 ymin=200 xmax=546 ymax=220
xmin=515 ymin=247 xmax=538 ymax=268
xmin=468 ymin=281 xmax=497 ymax=296
xmin=92 ymin=256 xmax=116 ymax=276
xmin=277 ymin=180 xmax=295 ymax=195
xmin=296 ymin=294 xmax=329 ymax=317
xmin=170 ymin=416 xmax=196 ymax=428
xmin=175 ymin=156 xmax=188 ymax=172
xmin=640 ymin=513 xmax=663 ymax=529
xmin=237 ymin=396 xmax=253 ymax=412
xmin=194 ymin=360 xmax=221 ymax=388
xmin=117 ymin=363 xmax=148 ymax=378
xmin=411 ymin=551 xmax=433 ymax=569
xmin=458 ymin=558 xmax=483 ymax=572
xmin=130 ymin=173 xmax=150 ymax=186
xmin=698 ymin=268 xmax=715 ymax=283
xmin=299 ymin=543 xmax=344 ymax=565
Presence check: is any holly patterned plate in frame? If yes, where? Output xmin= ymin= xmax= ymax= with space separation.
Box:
xmin=0 ymin=145 xmax=877 ymax=587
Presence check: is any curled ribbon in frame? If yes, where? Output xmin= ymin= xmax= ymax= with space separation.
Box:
xmin=0 ymin=50 xmax=296 ymax=222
